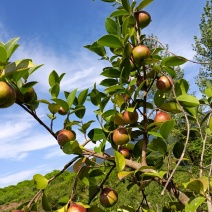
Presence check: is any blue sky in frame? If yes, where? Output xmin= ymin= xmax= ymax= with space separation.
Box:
xmin=0 ymin=0 xmax=206 ymax=188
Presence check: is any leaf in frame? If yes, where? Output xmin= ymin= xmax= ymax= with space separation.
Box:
xmin=101 ymin=67 xmax=120 ymax=78
xmin=49 ymin=70 xmax=59 ymax=87
xmin=173 ymin=142 xmax=184 ymax=159
xmin=148 ymin=131 xmax=163 ymax=138
xmin=118 ymin=171 xmax=134 ymax=180
xmin=175 ymin=79 xmax=189 ymax=96
xmin=50 ymin=83 xmax=60 ymax=98
xmin=5 ymin=37 xmax=20 ymax=59
xmin=67 ymin=88 xmax=77 ymax=108
xmin=75 ymin=105 xmax=86 ymax=119
xmin=160 ymin=120 xmax=174 ymax=140
xmin=185 ymin=197 xmax=205 ymax=212
xmin=183 ymin=179 xmax=204 ymax=194
xmin=163 ymin=66 xmax=176 ymax=78
xmin=177 ymin=95 xmax=199 ymax=107
xmin=100 ymin=78 xmax=118 ymax=87
xmin=105 ymin=85 xmax=124 ymax=94
xmin=143 ymin=171 xmax=165 ymax=179
xmin=42 ymin=192 xmax=51 ymax=211
xmin=114 ymin=150 xmax=126 ymax=171
xmin=78 ymin=88 xmax=88 ymax=105
xmin=56 ymin=204 xmax=68 ymax=212
xmin=110 ymin=9 xmax=129 ymax=17
xmin=162 ymin=56 xmax=187 ymax=66
xmin=33 ymin=174 xmax=48 ymax=190
xmin=89 ymin=169 xmax=104 ymax=177
xmin=88 ymin=128 xmax=105 ymax=141
xmin=154 ymin=90 xmax=166 ymax=106
xmin=204 ymin=86 xmax=212 ymax=98
xmin=1 ymin=59 xmax=36 ymax=77
xmin=90 ymin=88 xmax=101 ymax=106
xmin=159 ymin=101 xmax=182 ymax=113
xmin=136 ymin=0 xmax=153 ymax=10
xmin=84 ymin=42 xmax=106 ymax=57
xmin=121 ymin=0 xmax=130 ymax=12
xmin=0 ymin=46 xmax=7 ymax=62
xmin=63 ymin=140 xmax=82 ymax=155
xmin=82 ymin=120 xmax=95 ymax=131
xmin=148 ymin=138 xmax=167 ymax=155
xmin=105 ymin=18 xmax=118 ymax=34
xmin=51 ymin=98 xmax=69 ymax=112
xmin=98 ymin=35 xmax=123 ymax=48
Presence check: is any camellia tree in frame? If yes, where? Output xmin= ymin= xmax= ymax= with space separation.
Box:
xmin=0 ymin=0 xmax=212 ymax=211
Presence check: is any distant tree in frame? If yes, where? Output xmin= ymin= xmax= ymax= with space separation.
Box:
xmin=193 ymin=0 xmax=212 ymax=91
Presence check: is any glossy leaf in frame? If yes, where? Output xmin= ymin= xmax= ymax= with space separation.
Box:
xmin=33 ymin=174 xmax=48 ymax=190
xmin=110 ymin=9 xmax=129 ymax=17
xmin=148 ymin=138 xmax=167 ymax=155
xmin=90 ymin=88 xmax=101 ymax=106
xmin=105 ymin=18 xmax=118 ymax=34
xmin=136 ymin=0 xmax=153 ymax=10
xmin=88 ymin=128 xmax=105 ymax=141
xmin=121 ymin=0 xmax=130 ymax=12
xmin=84 ymin=42 xmax=106 ymax=57
xmin=98 ymin=35 xmax=123 ymax=48
xmin=63 ymin=140 xmax=82 ymax=155
xmin=75 ymin=105 xmax=86 ymax=119
xmin=56 ymin=204 xmax=68 ymax=212
xmin=118 ymin=171 xmax=134 ymax=180
xmin=51 ymin=98 xmax=69 ymax=112
xmin=173 ymin=142 xmax=184 ymax=159
xmin=114 ymin=150 xmax=126 ymax=171
xmin=204 ymin=86 xmax=212 ymax=98
xmin=159 ymin=101 xmax=182 ymax=113
xmin=177 ymin=94 xmax=199 ymax=107
xmin=5 ymin=37 xmax=20 ymax=59
xmin=185 ymin=197 xmax=205 ymax=212
xmin=0 ymin=46 xmax=7 ymax=62
xmin=101 ymin=67 xmax=120 ymax=78
xmin=175 ymin=79 xmax=189 ymax=96
xmin=160 ymin=120 xmax=174 ymax=140
xmin=183 ymin=179 xmax=204 ymax=194
xmin=154 ymin=90 xmax=166 ymax=106
xmin=49 ymin=70 xmax=59 ymax=87
xmin=105 ymin=85 xmax=124 ymax=94
xmin=162 ymin=56 xmax=187 ymax=66
xmin=50 ymin=83 xmax=60 ymax=98
xmin=100 ymin=78 xmax=118 ymax=87
xmin=163 ymin=66 xmax=176 ymax=78
xmin=67 ymin=88 xmax=77 ymax=108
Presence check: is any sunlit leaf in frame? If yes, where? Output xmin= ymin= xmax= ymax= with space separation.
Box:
xmin=136 ymin=0 xmax=153 ymax=10
xmin=160 ymin=120 xmax=174 ymax=140
xmin=33 ymin=174 xmax=48 ymax=190
xmin=114 ymin=150 xmax=126 ymax=171
xmin=88 ymin=128 xmax=105 ymax=141
xmin=98 ymin=35 xmax=123 ymax=48
xmin=177 ymin=95 xmax=199 ymax=107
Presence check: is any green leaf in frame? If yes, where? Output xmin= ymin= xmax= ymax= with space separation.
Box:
xmin=0 ymin=46 xmax=8 ymax=62
xmin=84 ymin=42 xmax=106 ymax=57
xmin=88 ymin=128 xmax=105 ymax=141
xmin=33 ymin=174 xmax=48 ymax=190
xmin=136 ymin=0 xmax=153 ymax=10
xmin=204 ymin=86 xmax=212 ymax=98
xmin=105 ymin=18 xmax=118 ymax=34
xmin=143 ymin=171 xmax=165 ymax=179
xmin=154 ymin=90 xmax=166 ymax=106
xmin=63 ymin=140 xmax=82 ymax=155
xmin=78 ymin=88 xmax=88 ymax=105
xmin=173 ymin=142 xmax=184 ymax=159
xmin=101 ymin=67 xmax=120 ymax=78
xmin=117 ymin=171 xmax=134 ymax=180
xmin=183 ymin=179 xmax=204 ymax=194
xmin=51 ymin=98 xmax=69 ymax=112
xmin=74 ymin=105 xmax=86 ymax=119
xmin=42 ymin=192 xmax=51 ymax=211
xmin=185 ymin=197 xmax=205 ymax=212
xmin=50 ymin=83 xmax=60 ymax=98
xmin=110 ymin=9 xmax=129 ymax=17
xmin=148 ymin=138 xmax=167 ymax=155
xmin=49 ymin=70 xmax=59 ymax=87
xmin=121 ymin=0 xmax=130 ymax=12
xmin=82 ymin=120 xmax=95 ymax=131
xmin=89 ymin=169 xmax=104 ymax=177
xmin=177 ymin=94 xmax=199 ymax=107
xmin=163 ymin=66 xmax=176 ymax=78
xmin=90 ymin=88 xmax=101 ymax=106
xmin=159 ymin=101 xmax=182 ymax=113
xmin=148 ymin=131 xmax=163 ymax=138
xmin=98 ymin=35 xmax=123 ymax=48
xmin=100 ymin=78 xmax=118 ymax=87
xmin=175 ymin=79 xmax=189 ymax=96
xmin=1 ymin=59 xmax=36 ymax=77
xmin=56 ymin=204 xmax=68 ymax=212
xmin=162 ymin=56 xmax=187 ymax=66
xmin=5 ymin=37 xmax=20 ymax=59
xmin=114 ymin=150 xmax=126 ymax=171
xmin=105 ymin=85 xmax=124 ymax=94
xmin=67 ymin=88 xmax=77 ymax=108
xmin=160 ymin=120 xmax=174 ymax=140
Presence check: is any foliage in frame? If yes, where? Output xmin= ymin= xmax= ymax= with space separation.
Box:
xmin=0 ymin=0 xmax=212 ymax=211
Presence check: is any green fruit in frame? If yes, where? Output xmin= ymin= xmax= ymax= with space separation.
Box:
xmin=100 ymin=187 xmax=118 ymax=208
xmin=0 ymin=81 xmax=16 ymax=108
xmin=23 ymin=87 xmax=37 ymax=103
xmin=132 ymin=45 xmax=151 ymax=65
xmin=154 ymin=111 xmax=171 ymax=125
xmin=68 ymin=203 xmax=86 ymax=212
xmin=156 ymin=76 xmax=172 ymax=93
xmin=123 ymin=110 xmax=138 ymax=125
xmin=57 ymin=129 xmax=75 ymax=146
xmin=134 ymin=10 xmax=151 ymax=29
xmin=113 ymin=127 xmax=130 ymax=145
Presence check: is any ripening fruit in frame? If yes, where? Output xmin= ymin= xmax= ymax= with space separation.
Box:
xmin=132 ymin=45 xmax=151 ymax=65
xmin=58 ymin=107 xmax=68 ymax=115
xmin=134 ymin=11 xmax=151 ymax=29
xmin=0 ymin=81 xmax=16 ymax=108
xmin=123 ymin=110 xmax=138 ymax=125
xmin=156 ymin=76 xmax=172 ymax=93
xmin=23 ymin=87 xmax=37 ymax=103
xmin=57 ymin=129 xmax=75 ymax=146
xmin=68 ymin=203 xmax=86 ymax=212
xmin=100 ymin=187 xmax=118 ymax=208
xmin=119 ymin=147 xmax=130 ymax=158
xmin=154 ymin=111 xmax=171 ymax=125
xmin=113 ymin=127 xmax=130 ymax=145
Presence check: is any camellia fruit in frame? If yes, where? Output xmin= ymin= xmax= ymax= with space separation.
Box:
xmin=58 ymin=107 xmax=68 ymax=115
xmin=23 ymin=87 xmax=37 ymax=103
xmin=0 ymin=81 xmax=16 ymax=108
xmin=134 ymin=11 xmax=151 ymax=29
xmin=154 ymin=111 xmax=171 ymax=125
xmin=113 ymin=127 xmax=130 ymax=145
xmin=132 ymin=45 xmax=151 ymax=65
xmin=119 ymin=147 xmax=130 ymax=158
xmin=123 ymin=110 xmax=138 ymax=125
xmin=68 ymin=203 xmax=86 ymax=212
xmin=57 ymin=129 xmax=75 ymax=146
xmin=156 ymin=76 xmax=172 ymax=93
xmin=100 ymin=187 xmax=118 ymax=208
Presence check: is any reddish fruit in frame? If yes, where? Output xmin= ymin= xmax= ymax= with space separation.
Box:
xmin=58 ymin=107 xmax=68 ymax=115
xmin=57 ymin=129 xmax=75 ymax=146
xmin=113 ymin=127 xmax=130 ymax=145
xmin=100 ymin=187 xmax=118 ymax=208
xmin=132 ymin=45 xmax=151 ymax=65
xmin=119 ymin=147 xmax=130 ymax=158
xmin=68 ymin=203 xmax=86 ymax=212
xmin=156 ymin=76 xmax=172 ymax=93
xmin=154 ymin=111 xmax=171 ymax=125
xmin=134 ymin=11 xmax=151 ymax=29
xmin=123 ymin=110 xmax=138 ymax=125
xmin=0 ymin=81 xmax=16 ymax=108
